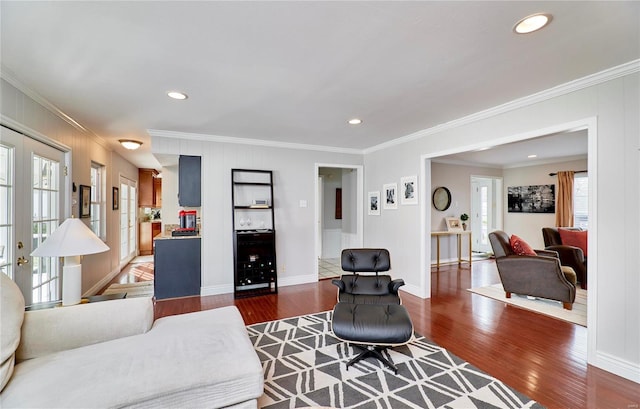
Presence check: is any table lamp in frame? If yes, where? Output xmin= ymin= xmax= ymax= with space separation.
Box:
xmin=31 ymin=217 xmax=109 ymax=306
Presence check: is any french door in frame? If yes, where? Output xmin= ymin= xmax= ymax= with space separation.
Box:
xmin=1 ymin=126 xmax=65 ymax=306
xmin=119 ymin=176 xmax=137 ymax=266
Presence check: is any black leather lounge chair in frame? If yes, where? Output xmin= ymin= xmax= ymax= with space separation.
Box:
xmin=331 ymin=248 xmax=405 ymax=305
xmin=330 ymin=248 xmax=414 ymax=374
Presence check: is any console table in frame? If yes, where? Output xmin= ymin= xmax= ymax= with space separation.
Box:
xmin=431 ymin=230 xmax=472 ymax=268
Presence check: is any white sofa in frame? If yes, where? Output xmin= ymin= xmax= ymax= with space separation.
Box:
xmin=0 ymin=273 xmax=263 ymax=408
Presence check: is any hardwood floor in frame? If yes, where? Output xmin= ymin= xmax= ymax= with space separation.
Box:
xmin=152 ymin=260 xmax=639 ymax=409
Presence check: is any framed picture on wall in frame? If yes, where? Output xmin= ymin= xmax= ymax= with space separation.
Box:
xmin=368 ymin=191 xmax=380 ymax=216
xmin=401 ymin=175 xmax=418 ymax=205
xmin=383 ymin=183 xmax=398 ymax=210
xmin=79 ymin=185 xmax=91 ymax=218
xmin=112 ymin=187 xmax=119 ymax=210
xmin=445 ymin=217 xmax=463 ymax=232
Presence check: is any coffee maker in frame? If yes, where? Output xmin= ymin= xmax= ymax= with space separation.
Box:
xmin=173 ymin=210 xmax=198 ymax=236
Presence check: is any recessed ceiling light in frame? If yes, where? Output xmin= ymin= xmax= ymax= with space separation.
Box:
xmin=119 ymin=139 xmax=143 ymax=150
xmin=348 ymin=118 xmax=363 ymax=125
xmin=514 ymin=13 xmax=552 ymax=34
xmin=528 ymin=154 xmax=538 ymax=158
xmin=167 ymin=91 xmax=188 ymax=100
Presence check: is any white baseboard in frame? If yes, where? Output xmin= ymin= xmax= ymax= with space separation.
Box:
xmin=400 ymin=282 xmax=428 ymax=299
xmin=431 ymin=257 xmax=460 ymax=265
xmin=593 ymin=351 xmax=640 ymax=384
xmin=200 ymin=274 xmax=318 ymax=296
xmin=84 ymin=266 xmax=122 ymax=296
xmin=200 ymin=283 xmax=234 ymax=296
xmin=279 ymin=274 xmax=318 ymax=287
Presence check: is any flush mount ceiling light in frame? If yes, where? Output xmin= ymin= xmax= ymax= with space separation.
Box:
xmin=167 ymin=91 xmax=188 ymax=100
xmin=348 ymin=118 xmax=363 ymax=125
xmin=528 ymin=154 xmax=538 ymax=158
xmin=514 ymin=13 xmax=552 ymax=34
xmin=119 ymin=139 xmax=143 ymax=150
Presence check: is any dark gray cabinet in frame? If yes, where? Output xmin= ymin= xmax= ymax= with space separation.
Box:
xmin=154 ymin=237 xmax=201 ymax=299
xmin=178 ymin=155 xmax=201 ymax=207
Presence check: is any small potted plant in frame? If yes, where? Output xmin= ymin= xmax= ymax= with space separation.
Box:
xmin=460 ymin=213 xmax=469 ymax=230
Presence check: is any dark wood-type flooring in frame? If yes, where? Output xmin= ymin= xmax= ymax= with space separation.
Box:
xmin=114 ymin=259 xmax=639 ymax=409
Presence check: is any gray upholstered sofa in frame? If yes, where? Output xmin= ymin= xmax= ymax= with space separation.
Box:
xmin=0 ymin=273 xmax=263 ymax=408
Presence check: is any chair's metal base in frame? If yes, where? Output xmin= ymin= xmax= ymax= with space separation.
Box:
xmin=346 ymin=344 xmax=398 ymax=374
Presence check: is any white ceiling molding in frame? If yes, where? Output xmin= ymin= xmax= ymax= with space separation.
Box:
xmin=147 ymin=129 xmax=364 ymax=155
xmin=0 ymin=65 xmax=111 ymax=150
xmin=364 ymin=59 xmax=640 ymax=154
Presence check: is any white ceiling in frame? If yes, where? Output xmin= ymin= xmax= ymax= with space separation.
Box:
xmin=435 ymin=130 xmax=588 ymax=168
xmin=1 ymin=1 xmax=638 ymax=169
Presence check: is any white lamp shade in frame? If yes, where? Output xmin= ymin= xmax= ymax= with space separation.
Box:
xmin=31 ymin=218 xmax=109 ymax=257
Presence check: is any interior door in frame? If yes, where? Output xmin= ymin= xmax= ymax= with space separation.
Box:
xmin=1 ymin=126 xmax=65 ymax=306
xmin=119 ymin=176 xmax=137 ymax=266
xmin=471 ymin=177 xmax=494 ymax=253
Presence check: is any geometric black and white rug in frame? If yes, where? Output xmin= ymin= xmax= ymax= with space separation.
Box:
xmin=247 ymin=311 xmax=544 ymax=408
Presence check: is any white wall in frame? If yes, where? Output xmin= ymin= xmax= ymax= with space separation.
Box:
xmin=503 ymin=158 xmax=588 ymax=249
xmin=151 ymin=134 xmax=363 ymax=292
xmin=363 ymin=69 xmax=640 ymax=383
xmin=430 ymin=162 xmax=502 ymax=261
xmin=1 ymin=78 xmax=139 ymax=295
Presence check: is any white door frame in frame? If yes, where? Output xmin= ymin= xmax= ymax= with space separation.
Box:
xmin=420 ymin=117 xmax=597 ymax=364
xmin=314 ymin=163 xmax=363 ymax=279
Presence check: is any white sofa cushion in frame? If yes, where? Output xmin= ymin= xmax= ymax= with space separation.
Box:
xmin=1 ymin=306 xmax=263 ymax=408
xmin=0 ymin=273 xmax=25 ymax=392
xmin=17 ymin=297 xmax=154 ymax=361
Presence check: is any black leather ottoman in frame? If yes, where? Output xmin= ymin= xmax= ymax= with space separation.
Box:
xmin=331 ymin=303 xmax=414 ymax=373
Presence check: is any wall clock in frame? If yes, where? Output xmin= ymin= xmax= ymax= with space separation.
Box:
xmin=432 ymin=186 xmax=452 ymax=211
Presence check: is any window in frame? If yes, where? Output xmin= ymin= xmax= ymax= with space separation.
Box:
xmin=573 ymin=174 xmax=588 ymax=229
xmin=90 ymin=162 xmax=105 ymax=239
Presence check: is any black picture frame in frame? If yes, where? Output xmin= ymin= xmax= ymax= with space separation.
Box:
xmin=112 ymin=187 xmax=119 ymax=210
xmin=507 ymin=184 xmax=555 ymax=213
xmin=79 ymin=185 xmax=91 ymax=218
xmin=432 ymin=186 xmax=451 ymax=211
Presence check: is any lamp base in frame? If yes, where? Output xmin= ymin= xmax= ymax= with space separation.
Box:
xmin=62 ymin=256 xmax=82 ymax=306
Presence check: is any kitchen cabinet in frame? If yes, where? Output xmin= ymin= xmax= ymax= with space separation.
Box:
xmin=232 ymin=169 xmax=277 ymax=298
xmin=154 ymin=178 xmax=162 ymax=207
xmin=154 ymin=236 xmax=201 ymax=299
xmin=178 ymin=155 xmax=201 ymax=207
xmin=139 ymin=168 xmax=160 ymax=207
xmin=139 ymin=222 xmax=162 ymax=255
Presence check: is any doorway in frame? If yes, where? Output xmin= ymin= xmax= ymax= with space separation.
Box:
xmin=1 ymin=125 xmax=66 ymax=306
xmin=315 ymin=164 xmax=363 ymax=280
xmin=119 ymin=176 xmax=137 ymax=268
xmin=470 ymin=176 xmax=503 ymax=254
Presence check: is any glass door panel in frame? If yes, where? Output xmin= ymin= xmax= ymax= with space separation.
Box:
xmin=1 ymin=126 xmax=65 ymax=306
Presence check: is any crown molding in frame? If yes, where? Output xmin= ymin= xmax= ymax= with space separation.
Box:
xmin=432 ymin=154 xmax=588 ymax=170
xmin=1 ymin=65 xmax=88 ymax=132
xmin=364 ymin=59 xmax=640 ymax=154
xmin=0 ymin=65 xmax=111 ymax=150
xmin=147 ymin=129 xmax=364 ymax=155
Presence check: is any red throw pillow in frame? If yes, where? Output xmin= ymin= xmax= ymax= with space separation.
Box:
xmin=510 ymin=235 xmax=537 ymax=256
xmin=558 ymin=228 xmax=588 ymax=257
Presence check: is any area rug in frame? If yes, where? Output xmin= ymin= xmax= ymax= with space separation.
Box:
xmin=467 ymin=283 xmax=587 ymax=327
xmin=247 ymin=311 xmax=542 ymax=409
xmin=128 ymin=262 xmax=155 ymax=281
xmin=102 ymin=281 xmax=154 ymax=298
